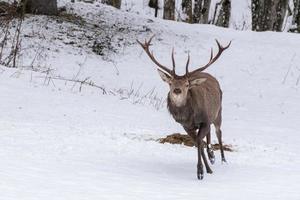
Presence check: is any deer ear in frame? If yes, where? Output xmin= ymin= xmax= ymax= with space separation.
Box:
xmin=189 ymin=78 xmax=207 ymax=88
xmin=157 ymin=69 xmax=172 ymax=83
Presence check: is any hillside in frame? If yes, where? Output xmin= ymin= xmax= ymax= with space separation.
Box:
xmin=0 ymin=1 xmax=300 ymax=200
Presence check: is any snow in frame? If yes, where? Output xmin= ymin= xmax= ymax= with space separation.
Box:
xmin=1 ymin=1 xmax=300 ymax=199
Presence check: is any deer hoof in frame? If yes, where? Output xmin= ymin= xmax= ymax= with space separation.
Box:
xmin=197 ymin=173 xmax=204 ymax=180
xmin=209 ymin=157 xmax=215 ymax=165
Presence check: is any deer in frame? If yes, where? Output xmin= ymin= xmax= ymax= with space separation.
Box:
xmin=137 ymin=36 xmax=231 ymax=180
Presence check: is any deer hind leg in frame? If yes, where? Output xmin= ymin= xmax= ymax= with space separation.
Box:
xmin=214 ymin=110 xmax=226 ymax=163
xmin=201 ymin=145 xmax=213 ymax=174
xmin=206 ymin=131 xmax=215 ymax=165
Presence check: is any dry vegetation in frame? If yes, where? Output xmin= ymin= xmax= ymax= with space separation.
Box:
xmin=159 ymin=133 xmax=235 ymax=152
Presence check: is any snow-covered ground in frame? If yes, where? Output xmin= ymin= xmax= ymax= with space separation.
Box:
xmin=1 ymin=1 xmax=300 ymax=200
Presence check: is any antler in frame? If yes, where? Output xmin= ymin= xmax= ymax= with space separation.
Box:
xmin=185 ymin=53 xmax=190 ymax=75
xmin=172 ymin=48 xmax=176 ymax=74
xmin=189 ymin=40 xmax=231 ymax=75
xmin=137 ymin=36 xmax=173 ymax=77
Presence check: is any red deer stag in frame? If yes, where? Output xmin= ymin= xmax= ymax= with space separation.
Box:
xmin=137 ymin=36 xmax=231 ymax=180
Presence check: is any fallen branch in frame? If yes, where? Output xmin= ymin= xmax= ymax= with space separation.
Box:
xmin=36 ymin=75 xmax=107 ymax=94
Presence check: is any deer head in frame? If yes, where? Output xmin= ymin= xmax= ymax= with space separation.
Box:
xmin=137 ymin=36 xmax=231 ymax=107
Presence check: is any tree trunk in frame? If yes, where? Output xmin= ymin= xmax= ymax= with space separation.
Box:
xmin=273 ymin=0 xmax=289 ymax=31
xmin=182 ymin=0 xmax=193 ymax=23
xmin=193 ymin=0 xmax=211 ymax=23
xmin=202 ymin=0 xmax=211 ymax=23
xmin=215 ymin=0 xmax=231 ymax=27
xmin=23 ymin=0 xmax=57 ymax=15
xmin=252 ymin=0 xmax=289 ymax=31
xmin=263 ymin=0 xmax=279 ymax=31
xmin=102 ymin=0 xmax=121 ymax=9
xmin=163 ymin=0 xmax=175 ymax=20
xmin=296 ymin=0 xmax=300 ymax=32
xmin=148 ymin=0 xmax=159 ymax=17
xmin=251 ymin=0 xmax=262 ymax=31
xmin=291 ymin=0 xmax=300 ymax=32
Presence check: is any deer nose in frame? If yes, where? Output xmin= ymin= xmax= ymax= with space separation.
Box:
xmin=173 ymin=88 xmax=182 ymax=94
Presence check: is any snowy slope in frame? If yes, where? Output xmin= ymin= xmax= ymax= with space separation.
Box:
xmin=1 ymin=1 xmax=300 ymax=200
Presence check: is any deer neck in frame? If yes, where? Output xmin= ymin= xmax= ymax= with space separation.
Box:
xmin=167 ymin=92 xmax=193 ymax=126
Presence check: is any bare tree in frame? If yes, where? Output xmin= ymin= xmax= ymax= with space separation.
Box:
xmin=252 ymin=0 xmax=289 ymax=31
xmin=182 ymin=0 xmax=193 ymax=23
xmin=0 ymin=2 xmax=24 ymax=68
xmin=102 ymin=0 xmax=121 ymax=9
xmin=251 ymin=0 xmax=263 ymax=31
xmin=163 ymin=0 xmax=175 ymax=20
xmin=215 ymin=0 xmax=231 ymax=27
xmin=274 ymin=0 xmax=289 ymax=31
xmin=295 ymin=0 xmax=300 ymax=32
xmin=148 ymin=0 xmax=159 ymax=17
xmin=193 ymin=0 xmax=211 ymax=24
xmin=23 ymin=0 xmax=58 ymax=15
xmin=290 ymin=0 xmax=300 ymax=32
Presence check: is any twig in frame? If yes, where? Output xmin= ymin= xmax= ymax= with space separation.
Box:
xmin=37 ymin=75 xmax=107 ymax=94
xmin=296 ymin=74 xmax=300 ymax=86
xmin=282 ymin=53 xmax=296 ymax=84
xmin=12 ymin=18 xmax=23 ymax=68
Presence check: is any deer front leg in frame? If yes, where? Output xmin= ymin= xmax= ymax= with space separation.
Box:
xmin=197 ymin=136 xmax=203 ymax=180
xmin=197 ymin=123 xmax=212 ymax=179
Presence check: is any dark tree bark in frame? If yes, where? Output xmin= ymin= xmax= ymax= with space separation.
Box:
xmin=193 ymin=0 xmax=202 ymax=23
xmin=202 ymin=0 xmax=211 ymax=23
xmin=252 ymin=0 xmax=288 ymax=32
xmin=274 ymin=0 xmax=289 ymax=31
xmin=163 ymin=0 xmax=175 ymax=20
xmin=102 ymin=0 xmax=121 ymax=9
xmin=193 ymin=0 xmax=211 ymax=24
xmin=296 ymin=0 xmax=300 ymax=32
xmin=251 ymin=0 xmax=261 ymax=30
xmin=148 ymin=0 xmax=159 ymax=17
xmin=215 ymin=0 xmax=231 ymax=27
xmin=23 ymin=0 xmax=58 ymax=15
xmin=182 ymin=0 xmax=193 ymax=23
xmin=251 ymin=0 xmax=257 ymax=29
xmin=291 ymin=0 xmax=300 ymax=32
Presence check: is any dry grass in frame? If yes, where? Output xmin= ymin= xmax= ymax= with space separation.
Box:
xmin=158 ymin=133 xmax=235 ymax=152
